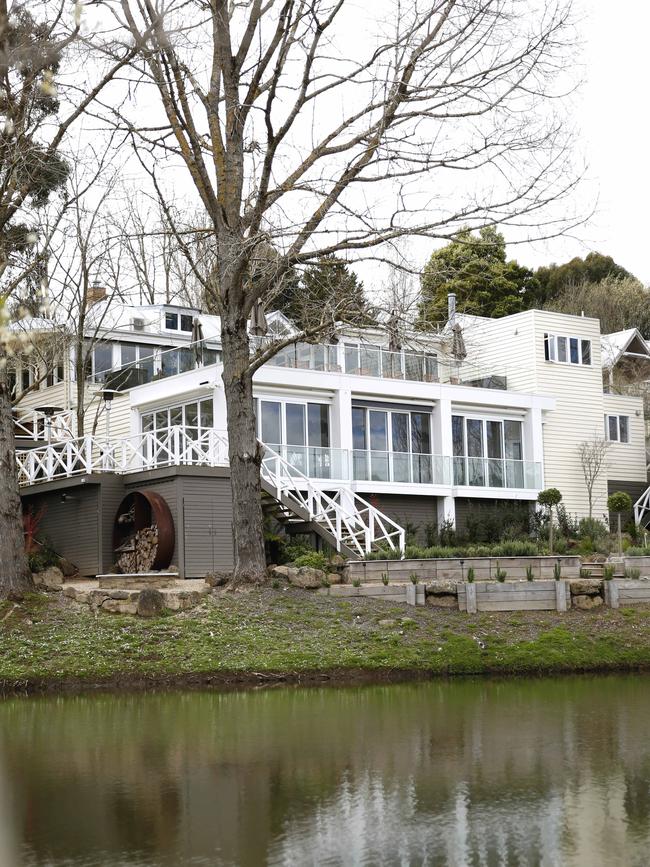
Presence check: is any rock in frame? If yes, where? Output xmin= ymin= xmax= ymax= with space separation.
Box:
xmin=329 ymin=554 xmax=346 ymax=569
xmin=109 ymin=590 xmax=130 ymax=600
xmin=573 ymin=594 xmax=603 ymax=610
xmin=327 ymin=572 xmax=342 ymax=585
xmin=58 ymin=558 xmax=77 ymax=578
xmin=102 ymin=598 xmax=138 ymax=615
xmin=205 ymin=571 xmax=231 ymax=587
xmin=378 ymin=619 xmax=396 ymax=627
xmin=137 ymin=589 xmax=166 ymax=618
xmin=33 ymin=566 xmax=64 ymax=590
xmin=75 ymin=591 xmax=90 ymax=605
xmin=569 ymin=579 xmax=603 ymax=596
xmin=426 ymin=594 xmax=458 ymax=609
xmin=425 ymin=580 xmax=457 ymax=596
xmin=270 ymin=565 xmax=290 ymax=579
xmin=88 ymin=590 xmax=110 ymax=607
xmin=288 ymin=566 xmax=326 ymax=589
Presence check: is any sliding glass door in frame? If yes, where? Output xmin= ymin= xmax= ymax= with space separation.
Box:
xmin=452 ymin=416 xmax=523 ymax=488
xmin=352 ymin=407 xmax=433 ymax=483
xmin=257 ymin=399 xmax=332 ymax=478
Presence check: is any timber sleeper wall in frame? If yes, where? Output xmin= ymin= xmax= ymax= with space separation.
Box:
xmin=604 ymin=578 xmax=650 ymax=608
xmin=458 ymin=580 xmax=570 ymax=613
xmin=346 ymin=556 xmax=581 ymax=584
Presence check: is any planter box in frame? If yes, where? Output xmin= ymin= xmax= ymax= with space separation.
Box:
xmin=457 ymin=579 xmax=569 ymax=613
xmin=604 ymin=578 xmax=650 ymax=608
xmin=346 ymin=556 xmax=581 ymax=584
xmin=623 ymin=556 xmax=650 ymax=577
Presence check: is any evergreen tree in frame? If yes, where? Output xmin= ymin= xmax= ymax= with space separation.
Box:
xmin=534 ymin=252 xmax=635 ymax=304
xmin=417 ymin=227 xmax=538 ymax=325
xmin=275 ymin=254 xmax=374 ymax=329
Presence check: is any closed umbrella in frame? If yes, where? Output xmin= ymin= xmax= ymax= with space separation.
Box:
xmin=386 ymin=309 xmax=401 ymax=352
xmin=191 ymin=317 xmax=205 ymax=366
xmin=249 ymin=298 xmax=268 ymax=337
xmin=451 ymin=323 xmax=467 ymax=360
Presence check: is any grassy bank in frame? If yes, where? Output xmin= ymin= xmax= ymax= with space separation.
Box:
xmin=2 ymin=589 xmax=650 ymax=694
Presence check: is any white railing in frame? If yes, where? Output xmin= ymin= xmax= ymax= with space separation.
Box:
xmin=634 ymin=486 xmax=650 ymax=527
xmin=14 ymin=409 xmax=75 ymax=442
xmin=261 ymin=444 xmax=405 ymax=557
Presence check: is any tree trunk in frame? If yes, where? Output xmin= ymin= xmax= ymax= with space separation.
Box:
xmin=548 ymin=506 xmax=554 ymax=555
xmin=617 ymin=513 xmax=623 ymax=558
xmin=0 ymin=377 xmax=32 ymax=598
xmin=220 ymin=314 xmax=267 ymax=582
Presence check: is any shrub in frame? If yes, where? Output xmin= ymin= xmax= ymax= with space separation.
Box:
xmin=526 ymin=565 xmax=534 ymax=581
xmin=494 ymin=562 xmax=507 ymax=582
xmin=381 ymin=573 xmax=389 ymax=586
xmin=554 ymin=536 xmax=568 ymax=555
xmin=556 ymin=505 xmax=579 ymax=539
xmin=609 ymin=491 xmax=633 ymax=557
xmin=603 ymin=564 xmax=615 ymax=581
xmin=409 ymin=572 xmax=418 ymax=584
xmin=626 ymin=547 xmax=650 ymax=556
xmin=578 ymin=517 xmax=608 ymax=541
xmin=27 ymin=544 xmax=60 ymax=574
xmin=271 ymin=579 xmax=280 ymax=590
xmin=625 ymin=567 xmax=641 ymax=580
xmin=352 ymin=578 xmax=361 ymax=588
xmin=291 ymin=552 xmax=329 ymax=571
xmin=464 ymin=503 xmax=531 ymax=544
xmin=284 ymin=541 xmax=316 ymax=562
xmin=466 ymin=567 xmax=475 ymax=583
xmin=538 ymin=488 xmax=563 ymax=555
xmin=553 ymin=561 xmax=562 ymax=581
xmin=579 ymin=567 xmax=592 ymax=579
xmin=424 ymin=518 xmax=456 ymax=547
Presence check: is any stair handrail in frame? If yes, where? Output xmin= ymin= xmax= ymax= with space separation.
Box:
xmin=260 ymin=441 xmax=405 ymax=556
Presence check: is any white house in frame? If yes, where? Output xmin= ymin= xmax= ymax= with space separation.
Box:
xmin=13 ymin=298 xmax=650 ymax=576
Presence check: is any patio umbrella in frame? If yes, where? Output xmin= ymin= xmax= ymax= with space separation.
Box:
xmin=451 ymin=322 xmax=467 ymax=361
xmin=249 ymin=298 xmax=268 ymax=336
xmin=191 ymin=317 xmax=205 ymax=366
xmin=386 ymin=309 xmax=401 ymax=352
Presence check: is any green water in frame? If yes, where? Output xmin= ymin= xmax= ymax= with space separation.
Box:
xmin=2 ymin=676 xmax=650 ymax=866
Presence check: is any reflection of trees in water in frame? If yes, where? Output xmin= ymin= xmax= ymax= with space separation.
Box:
xmin=1 ymin=676 xmax=650 ymax=865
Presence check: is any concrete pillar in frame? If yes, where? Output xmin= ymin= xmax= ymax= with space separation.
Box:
xmin=437 ymin=495 xmax=456 ymax=528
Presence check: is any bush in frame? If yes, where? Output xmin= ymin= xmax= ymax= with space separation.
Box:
xmin=556 ymin=505 xmax=579 ymax=539
xmin=626 ymin=547 xmax=650 ymax=556
xmin=424 ymin=518 xmax=456 ymax=547
xmin=291 ymin=552 xmax=329 ymax=571
xmin=365 ymin=539 xmax=541 ymax=561
xmin=603 ymin=565 xmax=615 ymax=580
xmin=466 ymin=567 xmax=475 ymax=583
xmin=554 ymin=536 xmax=568 ymax=555
xmin=464 ymin=503 xmax=531 ymax=544
xmin=27 ymin=544 xmax=60 ymax=574
xmin=284 ymin=541 xmax=317 ymax=562
xmin=526 ymin=565 xmax=534 ymax=581
xmin=553 ymin=561 xmax=562 ymax=581
xmin=409 ymin=572 xmax=418 ymax=584
xmin=381 ymin=573 xmax=389 ymax=586
xmin=625 ymin=567 xmax=641 ymax=580
xmin=579 ymin=567 xmax=592 ymax=579
xmin=494 ymin=562 xmax=507 ymax=582
xmin=578 ymin=517 xmax=609 ymax=541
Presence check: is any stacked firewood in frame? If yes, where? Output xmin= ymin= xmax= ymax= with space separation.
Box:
xmin=117 ymin=524 xmax=159 ymax=573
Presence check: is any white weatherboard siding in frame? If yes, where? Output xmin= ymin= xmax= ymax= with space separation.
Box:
xmin=530 ymin=311 xmax=606 ymax=519
xmin=457 ymin=311 xmax=537 ymax=393
xmin=603 ymin=393 xmax=647 ymax=482
xmin=15 ymin=381 xmax=68 ymax=415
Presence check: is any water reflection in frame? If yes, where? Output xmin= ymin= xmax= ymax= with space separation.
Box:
xmin=1 ymin=676 xmax=650 ymax=866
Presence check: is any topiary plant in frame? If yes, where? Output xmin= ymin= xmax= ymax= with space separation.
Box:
xmin=607 ymin=491 xmax=632 ymax=557
xmin=537 ymin=488 xmax=563 ymax=554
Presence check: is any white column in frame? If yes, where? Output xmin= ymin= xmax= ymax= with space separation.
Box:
xmin=437 ymin=495 xmax=456 ymax=527
xmin=433 ymin=396 xmax=455 ymax=526
xmin=526 ymin=406 xmax=545 ymax=488
xmin=332 ymin=388 xmax=353 ymax=480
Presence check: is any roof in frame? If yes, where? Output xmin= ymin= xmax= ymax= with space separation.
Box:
xmin=601 ymin=328 xmax=649 ymax=369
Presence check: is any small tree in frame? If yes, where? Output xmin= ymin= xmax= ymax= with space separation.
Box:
xmin=607 ymin=491 xmax=632 ymax=558
xmin=577 ymin=437 xmax=610 ymax=519
xmin=538 ymin=488 xmax=563 ymax=554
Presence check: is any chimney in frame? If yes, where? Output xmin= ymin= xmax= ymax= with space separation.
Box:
xmin=447 ymin=292 xmax=456 ymax=322
xmin=86 ymin=281 xmax=107 ymax=308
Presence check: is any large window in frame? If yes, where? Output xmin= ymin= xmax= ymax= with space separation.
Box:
xmin=141 ymin=398 xmax=214 ymax=441
xmin=257 ymin=399 xmax=332 ymax=477
xmin=452 ymin=415 xmax=524 ymax=487
xmin=352 ymin=406 xmax=432 ymax=483
xmin=605 ymin=414 xmax=629 ymax=443
xmin=544 ymin=333 xmax=591 ymax=366
xmin=164 ymin=310 xmax=194 ymax=332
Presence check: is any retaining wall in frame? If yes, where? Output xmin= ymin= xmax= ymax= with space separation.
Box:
xmin=346 ymin=556 xmax=581 ymax=584
xmin=457 ymin=580 xmax=569 ymax=613
xmin=604 ymin=578 xmax=650 ymax=608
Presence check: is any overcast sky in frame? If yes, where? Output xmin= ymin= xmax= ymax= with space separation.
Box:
xmin=521 ymin=1 xmax=650 ymax=282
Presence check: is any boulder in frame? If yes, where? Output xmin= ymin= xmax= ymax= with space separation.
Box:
xmin=102 ymin=598 xmax=139 ymax=615
xmin=426 ymin=594 xmax=458 ymax=609
xmin=205 ymin=571 xmax=231 ymax=587
xmin=137 ymin=589 xmax=166 ymax=617
xmin=33 ymin=566 xmax=64 ymax=590
xmin=329 ymin=553 xmax=346 ymax=569
xmin=569 ymin=579 xmax=603 ymax=596
xmin=58 ymin=558 xmax=78 ymax=578
xmin=109 ymin=590 xmax=131 ymax=600
xmin=288 ymin=566 xmax=326 ymax=589
xmin=327 ymin=572 xmax=342 ymax=586
xmin=573 ymin=594 xmax=603 ymax=610
xmin=425 ymin=580 xmax=457 ymax=596
xmin=270 ymin=565 xmax=290 ymax=580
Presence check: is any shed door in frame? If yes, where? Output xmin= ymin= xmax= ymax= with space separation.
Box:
xmin=182 ymin=497 xmax=234 ymax=577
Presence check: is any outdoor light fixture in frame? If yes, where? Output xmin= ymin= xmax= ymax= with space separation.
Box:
xmin=35 ymin=405 xmax=63 ymax=443
xmin=101 ymin=389 xmax=119 ymax=439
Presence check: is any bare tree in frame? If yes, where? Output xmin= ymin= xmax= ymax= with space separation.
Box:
xmin=0 ymin=0 xmax=136 ymax=597
xmin=578 ymin=437 xmax=610 ymax=520
xmin=103 ymin=0 xmax=580 ymax=581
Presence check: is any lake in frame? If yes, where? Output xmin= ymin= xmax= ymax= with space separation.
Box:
xmin=2 ymin=675 xmax=650 ymax=866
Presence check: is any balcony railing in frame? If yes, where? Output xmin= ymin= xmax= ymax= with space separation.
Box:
xmin=452 ymin=456 xmax=542 ymax=489
xmin=16 ymin=426 xmax=540 ymax=491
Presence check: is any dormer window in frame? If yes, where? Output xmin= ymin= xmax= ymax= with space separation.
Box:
xmin=164 ymin=310 xmax=194 ymax=332
xmin=544 ymin=333 xmax=591 ymax=366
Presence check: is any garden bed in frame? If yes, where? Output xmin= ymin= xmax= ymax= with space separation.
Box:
xmin=346 ymin=556 xmax=581 ymax=584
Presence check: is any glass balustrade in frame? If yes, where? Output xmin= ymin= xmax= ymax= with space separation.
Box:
xmin=452 ymin=456 xmax=542 ymax=489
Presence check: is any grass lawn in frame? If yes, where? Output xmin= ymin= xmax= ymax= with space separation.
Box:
xmin=1 ymin=588 xmax=650 ymax=693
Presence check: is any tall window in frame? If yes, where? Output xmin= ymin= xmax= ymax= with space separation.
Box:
xmin=452 ymin=416 xmax=524 ymax=487
xmin=352 ymin=407 xmax=432 ymax=483
xmin=605 ymin=414 xmax=629 ymax=443
xmin=544 ymin=333 xmax=591 ymax=366
xmin=141 ymin=398 xmax=214 ymax=441
xmin=257 ymin=399 xmax=332 ymax=477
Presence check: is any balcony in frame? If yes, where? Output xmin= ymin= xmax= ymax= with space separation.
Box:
xmin=259 ymin=340 xmax=507 ymax=390
xmin=452 ymin=456 xmax=542 ymax=489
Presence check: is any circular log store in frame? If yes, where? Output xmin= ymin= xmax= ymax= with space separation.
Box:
xmin=113 ymin=490 xmax=175 ymax=572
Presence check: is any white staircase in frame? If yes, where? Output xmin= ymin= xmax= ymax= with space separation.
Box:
xmin=15 ymin=427 xmax=405 ymax=559
xmin=635 ymin=484 xmax=650 ymax=528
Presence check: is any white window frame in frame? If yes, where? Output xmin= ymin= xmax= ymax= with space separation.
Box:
xmin=544 ymin=332 xmax=592 ymax=366
xmin=140 ymin=396 xmax=215 ymax=435
xmin=162 ymin=309 xmax=194 ymax=334
xmin=605 ymin=414 xmax=630 ymax=444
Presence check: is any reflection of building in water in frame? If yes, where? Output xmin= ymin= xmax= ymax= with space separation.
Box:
xmin=0 ymin=747 xmax=19 ymax=867
xmin=2 ymin=678 xmax=650 ymax=866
